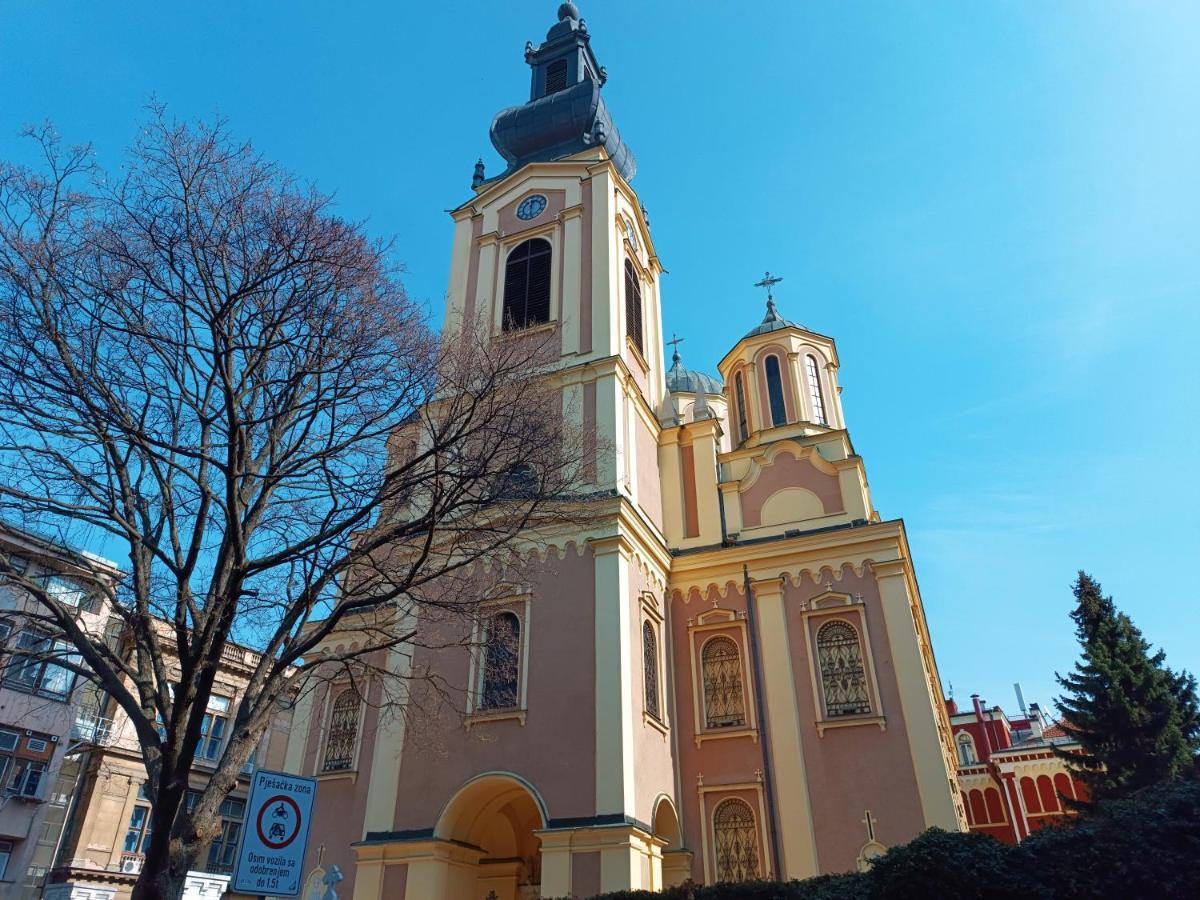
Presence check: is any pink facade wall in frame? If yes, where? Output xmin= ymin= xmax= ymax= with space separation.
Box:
xmin=783 ymin=568 xmax=926 ymax=872
xmin=636 ymin=417 xmax=663 ymax=531
xmin=740 ymin=450 xmax=844 ymax=528
xmin=389 ymin=548 xmax=598 ymax=830
xmin=629 ymin=562 xmax=675 ymax=827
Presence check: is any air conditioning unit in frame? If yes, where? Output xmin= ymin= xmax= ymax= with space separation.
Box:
xmin=120 ymin=856 xmax=143 ymax=874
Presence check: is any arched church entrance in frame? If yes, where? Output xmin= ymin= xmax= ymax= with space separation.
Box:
xmin=435 ymin=773 xmax=546 ymax=900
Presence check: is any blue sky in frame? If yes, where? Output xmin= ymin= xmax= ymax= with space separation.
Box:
xmin=3 ymin=1 xmax=1198 ymax=717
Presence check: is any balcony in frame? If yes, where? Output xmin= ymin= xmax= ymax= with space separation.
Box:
xmin=71 ymin=711 xmax=115 ymax=746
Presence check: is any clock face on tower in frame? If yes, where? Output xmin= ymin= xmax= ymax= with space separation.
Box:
xmin=516 ymin=194 xmax=547 ymax=221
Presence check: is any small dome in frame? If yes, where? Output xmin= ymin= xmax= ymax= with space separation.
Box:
xmin=666 ymin=350 xmax=723 ymax=396
xmin=558 ymin=2 xmax=580 ymax=21
xmin=744 ymin=297 xmax=803 ymax=339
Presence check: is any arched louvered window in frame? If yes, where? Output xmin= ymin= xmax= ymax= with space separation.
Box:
xmin=545 ymin=59 xmax=568 ymax=94
xmin=806 ymin=355 xmax=828 ymax=425
xmin=322 ymin=690 xmax=361 ymax=772
xmin=502 ymin=239 xmax=552 ymax=331
xmin=642 ymin=621 xmax=660 ymax=720
xmin=816 ymin=620 xmax=871 ymax=717
xmin=702 ymin=637 xmax=745 ymax=728
xmin=734 ymin=372 xmax=749 ymax=443
xmin=481 ymin=611 xmax=521 ymax=710
xmin=764 ymin=355 xmax=787 ymax=427
xmin=624 ymin=259 xmax=644 ymax=355
xmin=712 ymin=798 xmax=760 ymax=882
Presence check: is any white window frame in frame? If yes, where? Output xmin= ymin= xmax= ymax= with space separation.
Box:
xmin=466 ymin=588 xmax=532 ymax=726
xmin=639 ymin=592 xmax=667 ymax=734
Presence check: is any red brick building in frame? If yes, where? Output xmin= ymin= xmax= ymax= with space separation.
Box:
xmin=947 ymin=693 xmax=1087 ymax=844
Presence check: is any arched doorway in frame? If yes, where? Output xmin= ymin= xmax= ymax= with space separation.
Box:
xmin=653 ymin=795 xmax=691 ymax=888
xmin=435 ymin=773 xmax=547 ymax=900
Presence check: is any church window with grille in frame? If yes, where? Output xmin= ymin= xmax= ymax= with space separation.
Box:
xmin=702 ymin=637 xmax=746 ymax=728
xmin=322 ymin=690 xmax=361 ymax=772
xmin=545 ymin=59 xmax=568 ymax=94
xmin=624 ymin=259 xmax=644 ymax=355
xmin=502 ymin=239 xmax=552 ymax=331
xmin=642 ymin=621 xmax=660 ymax=720
xmin=480 ymin=611 xmax=521 ymax=710
xmin=765 ymin=355 xmax=787 ymax=427
xmin=806 ymin=355 xmax=828 ymax=425
xmin=712 ymin=798 xmax=760 ymax=882
xmin=816 ymin=620 xmax=871 ymax=717
xmin=734 ymin=372 xmax=749 ymax=442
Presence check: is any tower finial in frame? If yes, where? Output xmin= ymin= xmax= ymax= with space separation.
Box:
xmin=558 ymin=1 xmax=580 ymax=21
xmin=471 ymin=158 xmax=486 ymax=190
xmin=667 ymin=333 xmax=685 ymax=365
xmin=754 ymin=270 xmax=783 ymax=302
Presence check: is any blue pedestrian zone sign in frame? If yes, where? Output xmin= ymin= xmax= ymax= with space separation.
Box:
xmin=233 ymin=769 xmax=318 ymax=897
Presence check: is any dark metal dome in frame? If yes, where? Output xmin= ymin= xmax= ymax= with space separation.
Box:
xmin=666 ymin=350 xmax=723 ymax=395
xmin=743 ymin=297 xmax=803 ymax=339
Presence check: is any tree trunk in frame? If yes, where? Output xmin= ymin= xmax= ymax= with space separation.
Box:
xmin=130 ymin=777 xmax=205 ymax=900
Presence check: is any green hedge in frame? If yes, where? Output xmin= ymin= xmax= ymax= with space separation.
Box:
xmin=554 ymin=779 xmax=1200 ymax=900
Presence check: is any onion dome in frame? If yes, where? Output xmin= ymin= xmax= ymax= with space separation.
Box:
xmin=488 ymin=3 xmax=636 ymax=183
xmin=744 ymin=296 xmax=804 ymax=339
xmin=666 ymin=348 xmax=723 ymax=396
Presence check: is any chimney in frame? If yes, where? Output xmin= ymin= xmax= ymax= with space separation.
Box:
xmin=1028 ymin=702 xmax=1045 ymax=740
xmin=971 ymin=694 xmax=994 ymax=757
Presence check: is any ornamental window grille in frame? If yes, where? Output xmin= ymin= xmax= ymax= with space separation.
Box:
xmin=765 ymin=355 xmax=787 ymax=427
xmin=502 ymin=239 xmax=552 ymax=331
xmin=642 ymin=621 xmax=660 ymax=720
xmin=806 ymin=355 xmax=828 ymax=425
xmin=624 ymin=259 xmax=644 ymax=355
xmin=816 ymin=621 xmax=871 ymax=717
xmin=702 ymin=637 xmax=745 ymax=728
xmin=481 ymin=611 xmax=521 ymax=710
xmin=713 ymin=798 xmax=760 ymax=882
xmin=734 ymin=372 xmax=749 ymax=442
xmin=322 ymin=690 xmax=360 ymax=772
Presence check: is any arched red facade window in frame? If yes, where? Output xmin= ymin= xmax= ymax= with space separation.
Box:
xmin=1037 ymin=775 xmax=1059 ymax=812
xmin=1053 ymin=772 xmax=1074 ymax=804
xmin=968 ymin=790 xmax=987 ymax=825
xmin=984 ymin=788 xmax=1004 ymax=824
xmin=1020 ymin=776 xmax=1040 ymax=814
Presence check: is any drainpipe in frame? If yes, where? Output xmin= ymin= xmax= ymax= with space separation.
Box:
xmin=742 ymin=565 xmax=784 ymax=881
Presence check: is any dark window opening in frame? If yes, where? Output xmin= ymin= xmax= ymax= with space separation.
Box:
xmin=624 ymin=259 xmax=644 ymax=355
xmin=734 ymin=372 xmax=749 ymax=443
xmin=502 ymin=239 xmax=552 ymax=331
xmin=481 ymin=612 xmax=521 ymax=710
xmin=765 ymin=355 xmax=787 ymax=427
xmin=545 ymin=59 xmax=568 ymax=94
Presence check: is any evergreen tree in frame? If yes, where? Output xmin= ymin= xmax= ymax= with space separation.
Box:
xmin=1055 ymin=571 xmax=1200 ymax=803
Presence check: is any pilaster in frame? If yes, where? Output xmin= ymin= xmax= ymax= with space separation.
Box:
xmin=591 ymin=535 xmax=636 ymax=817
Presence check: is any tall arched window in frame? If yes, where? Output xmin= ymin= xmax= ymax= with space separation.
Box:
xmin=481 ymin=612 xmax=521 ymax=710
xmin=702 ymin=637 xmax=745 ymax=728
xmin=642 ymin=621 xmax=660 ymax=720
xmin=805 ymin=355 xmax=828 ymax=425
xmin=956 ymin=732 xmax=978 ymax=766
xmin=816 ymin=620 xmax=870 ymax=717
xmin=502 ymin=239 xmax=552 ymax=331
xmin=712 ymin=798 xmax=760 ymax=882
xmin=764 ymin=355 xmax=787 ymax=427
xmin=624 ymin=259 xmax=644 ymax=355
xmin=322 ymin=690 xmax=361 ymax=772
xmin=734 ymin=372 xmax=749 ymax=443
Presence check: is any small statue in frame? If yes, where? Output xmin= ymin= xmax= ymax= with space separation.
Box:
xmin=321 ymin=865 xmax=343 ymax=900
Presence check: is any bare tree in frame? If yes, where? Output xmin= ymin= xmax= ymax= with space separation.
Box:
xmin=0 ymin=113 xmax=589 ymax=899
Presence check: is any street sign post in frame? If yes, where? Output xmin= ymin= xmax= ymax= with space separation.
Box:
xmin=232 ymin=769 xmax=318 ymax=897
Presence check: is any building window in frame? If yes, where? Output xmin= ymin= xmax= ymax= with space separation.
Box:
xmin=545 ymin=59 xmax=568 ymax=93
xmin=322 ymin=690 xmax=361 ymax=772
xmin=956 ymin=732 xmax=978 ymax=765
xmin=502 ymin=238 xmax=552 ymax=331
xmin=124 ymin=804 xmax=151 ymax=855
xmin=199 ymin=695 xmax=231 ymax=761
xmin=624 ymin=259 xmax=644 ymax=355
xmin=701 ymin=637 xmax=745 ymax=728
xmin=712 ymin=798 xmax=760 ymax=882
xmin=815 ymin=620 xmax=871 ymax=717
xmin=642 ymin=621 xmax=660 ymax=720
xmin=480 ymin=611 xmax=521 ymax=710
xmin=805 ymin=355 xmax=827 ymax=425
xmin=734 ymin=372 xmax=749 ymax=443
xmin=206 ymin=797 xmax=245 ymax=874
xmin=3 ymin=628 xmax=79 ymax=699
xmin=764 ymin=355 xmax=787 ymax=427
xmin=0 ymin=839 xmax=10 ymax=880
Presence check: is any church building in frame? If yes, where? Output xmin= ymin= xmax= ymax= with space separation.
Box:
xmin=285 ymin=4 xmax=966 ymax=898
